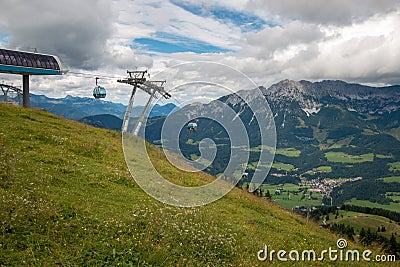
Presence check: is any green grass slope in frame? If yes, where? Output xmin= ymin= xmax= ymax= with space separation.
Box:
xmin=0 ymin=104 xmax=377 ymax=266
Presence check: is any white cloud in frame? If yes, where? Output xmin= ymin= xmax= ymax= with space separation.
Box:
xmin=182 ymin=0 xmax=400 ymax=25
xmin=0 ymin=0 xmax=115 ymax=69
xmin=113 ymin=0 xmax=243 ymax=50
xmin=244 ymin=21 xmax=325 ymax=59
xmin=280 ymin=11 xmax=400 ymax=84
xmin=0 ymin=0 xmax=399 ymax=105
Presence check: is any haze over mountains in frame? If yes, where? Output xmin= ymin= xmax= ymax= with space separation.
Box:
xmin=28 ymin=94 xmax=177 ymax=122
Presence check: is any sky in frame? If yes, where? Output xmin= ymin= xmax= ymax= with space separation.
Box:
xmin=0 ymin=0 xmax=399 ymax=105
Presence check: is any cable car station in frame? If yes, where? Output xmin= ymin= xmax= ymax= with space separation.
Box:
xmin=0 ymin=48 xmax=64 ymax=108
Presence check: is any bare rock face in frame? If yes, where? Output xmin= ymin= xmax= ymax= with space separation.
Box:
xmin=261 ymin=80 xmax=400 ymax=115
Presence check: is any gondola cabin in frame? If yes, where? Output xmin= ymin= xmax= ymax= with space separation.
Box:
xmin=93 ymin=77 xmax=106 ymax=99
xmin=187 ymin=122 xmax=198 ymax=132
xmin=93 ymin=86 xmax=106 ymax=98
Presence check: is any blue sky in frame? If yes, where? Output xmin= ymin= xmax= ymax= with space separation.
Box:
xmin=133 ymin=32 xmax=231 ymax=54
xmin=170 ymin=0 xmax=269 ymax=32
xmin=0 ymin=33 xmax=9 ymax=46
xmin=133 ymin=1 xmax=269 ymax=55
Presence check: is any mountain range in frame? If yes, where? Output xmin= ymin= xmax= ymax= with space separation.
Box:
xmin=144 ymin=80 xmax=400 ymax=209
xmin=27 ymin=94 xmax=177 ymax=122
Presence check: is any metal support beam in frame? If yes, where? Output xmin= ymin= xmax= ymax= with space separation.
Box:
xmin=121 ymin=86 xmax=137 ymax=133
xmin=22 ymin=75 xmax=30 ymax=108
xmin=0 ymin=83 xmax=22 ymax=105
xmin=118 ymin=70 xmax=170 ymax=136
xmin=118 ymin=70 xmax=148 ymax=133
xmin=0 ymin=85 xmax=7 ymax=103
xmin=133 ymin=89 xmax=156 ymax=136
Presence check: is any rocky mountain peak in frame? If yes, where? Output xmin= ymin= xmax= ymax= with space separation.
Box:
xmin=262 ymin=79 xmax=400 ymax=115
xmin=263 ymin=79 xmax=320 ymax=116
xmin=183 ymin=79 xmax=400 ymax=122
xmin=267 ymin=79 xmax=305 ymax=96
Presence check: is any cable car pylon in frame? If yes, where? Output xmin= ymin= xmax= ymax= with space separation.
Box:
xmin=118 ymin=70 xmax=170 ymax=135
xmin=0 ymin=83 xmax=22 ymax=104
xmin=133 ymin=80 xmax=167 ymax=136
xmin=118 ymin=70 xmax=148 ymax=133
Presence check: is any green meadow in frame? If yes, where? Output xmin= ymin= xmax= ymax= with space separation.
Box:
xmin=325 ymin=152 xmax=374 ymax=163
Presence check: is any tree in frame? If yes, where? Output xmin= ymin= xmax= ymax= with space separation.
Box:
xmin=257 ymin=188 xmax=262 ymax=197
xmin=385 ymin=234 xmax=398 ymax=255
xmin=265 ymin=190 xmax=271 ymax=200
xmin=364 ymin=228 xmax=373 ymax=246
xmin=346 ymin=225 xmax=355 ymax=241
xmin=360 ymin=228 xmax=366 ymax=244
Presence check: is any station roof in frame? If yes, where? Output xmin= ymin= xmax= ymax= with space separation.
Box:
xmin=0 ymin=48 xmax=62 ymax=75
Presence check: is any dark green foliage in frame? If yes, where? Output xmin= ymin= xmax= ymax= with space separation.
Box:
xmin=385 ymin=234 xmax=399 ymax=255
xmin=330 ymin=223 xmax=355 ymax=241
xmin=359 ymin=229 xmax=399 ymax=256
xmin=265 ymin=189 xmax=271 ymax=199
xmin=328 ymin=127 xmax=361 ymax=139
xmin=331 ymin=181 xmax=400 ymax=206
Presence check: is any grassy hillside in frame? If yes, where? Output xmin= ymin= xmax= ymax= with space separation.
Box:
xmin=0 ymin=104 xmax=381 ymax=266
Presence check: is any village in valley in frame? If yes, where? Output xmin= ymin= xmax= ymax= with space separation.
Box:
xmin=241 ymin=168 xmax=363 ymax=211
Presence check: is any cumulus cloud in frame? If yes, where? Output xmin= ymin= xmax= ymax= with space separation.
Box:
xmin=0 ymin=0 xmax=400 ymax=105
xmin=244 ymin=21 xmax=325 ymax=59
xmin=279 ymin=11 xmax=400 ymax=84
xmin=114 ymin=0 xmax=243 ymax=51
xmin=175 ymin=0 xmax=400 ymax=25
xmin=0 ymin=0 xmax=116 ymax=69
xmin=246 ymin=0 xmax=400 ymax=25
